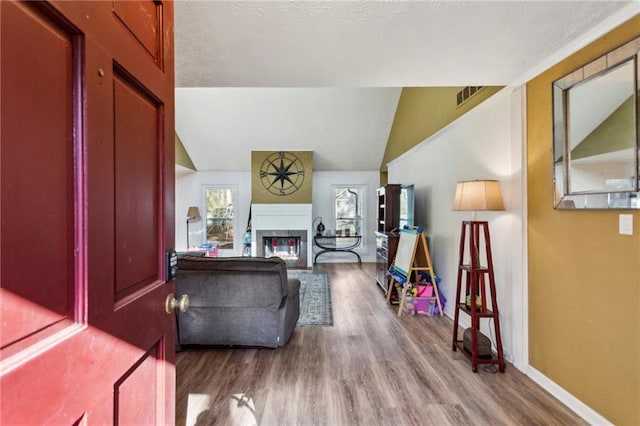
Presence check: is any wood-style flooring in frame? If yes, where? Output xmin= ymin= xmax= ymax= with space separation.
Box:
xmin=176 ymin=263 xmax=585 ymax=426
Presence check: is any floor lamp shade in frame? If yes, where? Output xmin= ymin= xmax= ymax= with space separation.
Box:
xmin=186 ymin=206 xmax=201 ymax=248
xmin=453 ymin=180 xmax=505 ymax=212
xmin=187 ymin=206 xmax=201 ymax=222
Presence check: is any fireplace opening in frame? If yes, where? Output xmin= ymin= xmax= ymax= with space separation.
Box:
xmin=264 ymin=236 xmax=300 ymax=260
xmin=256 ymin=229 xmax=308 ymax=269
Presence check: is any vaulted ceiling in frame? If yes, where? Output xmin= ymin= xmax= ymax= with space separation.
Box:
xmin=174 ymin=1 xmax=638 ymax=172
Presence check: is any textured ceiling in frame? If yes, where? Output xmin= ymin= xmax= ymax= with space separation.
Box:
xmin=173 ymin=1 xmax=639 ymax=171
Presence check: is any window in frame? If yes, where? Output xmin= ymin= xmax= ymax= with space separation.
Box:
xmin=334 ymin=186 xmax=365 ymax=237
xmin=204 ymin=186 xmax=235 ymax=250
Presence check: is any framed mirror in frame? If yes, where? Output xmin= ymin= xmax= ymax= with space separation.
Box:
xmin=553 ymin=36 xmax=640 ymax=209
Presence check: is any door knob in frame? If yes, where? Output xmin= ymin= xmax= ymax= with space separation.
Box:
xmin=165 ymin=293 xmax=189 ymax=314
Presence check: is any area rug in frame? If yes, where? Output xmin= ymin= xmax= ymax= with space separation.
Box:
xmin=288 ymin=271 xmax=333 ymax=326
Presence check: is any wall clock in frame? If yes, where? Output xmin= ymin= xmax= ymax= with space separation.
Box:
xmin=260 ymin=151 xmax=305 ymax=196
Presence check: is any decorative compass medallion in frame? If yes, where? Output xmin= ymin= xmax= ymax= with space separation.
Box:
xmin=260 ymin=151 xmax=305 ymax=196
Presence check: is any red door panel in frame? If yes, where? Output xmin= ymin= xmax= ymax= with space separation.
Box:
xmin=113 ymin=0 xmax=162 ymax=65
xmin=0 ymin=0 xmax=75 ymax=351
xmin=115 ymin=344 xmax=161 ymax=425
xmin=114 ymin=74 xmax=160 ymax=300
xmin=0 ymin=1 xmax=176 ymax=424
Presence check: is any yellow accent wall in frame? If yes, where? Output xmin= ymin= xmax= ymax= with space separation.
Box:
xmin=379 ymin=171 xmax=388 ymax=187
xmin=251 ymin=151 xmax=313 ymax=203
xmin=527 ymin=15 xmax=640 ymax=425
xmin=381 ymin=86 xmax=503 ymax=170
xmin=175 ymin=133 xmax=196 ymax=170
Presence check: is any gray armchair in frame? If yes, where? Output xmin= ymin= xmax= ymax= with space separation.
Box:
xmin=175 ymin=256 xmax=300 ymax=348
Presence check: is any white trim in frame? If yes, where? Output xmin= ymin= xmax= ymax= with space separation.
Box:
xmin=519 ymin=84 xmax=530 ymax=370
xmin=508 ymin=84 xmax=529 ymax=371
xmin=527 ymin=367 xmax=613 ymax=425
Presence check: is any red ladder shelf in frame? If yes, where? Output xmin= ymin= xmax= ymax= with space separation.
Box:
xmin=452 ymin=220 xmax=505 ymax=373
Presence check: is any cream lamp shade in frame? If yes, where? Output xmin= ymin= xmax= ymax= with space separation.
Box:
xmin=186 ymin=206 xmax=201 ymax=222
xmin=453 ymin=180 xmax=505 ymax=213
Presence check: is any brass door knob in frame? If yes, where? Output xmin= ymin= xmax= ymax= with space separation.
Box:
xmin=165 ymin=293 xmax=189 ymax=314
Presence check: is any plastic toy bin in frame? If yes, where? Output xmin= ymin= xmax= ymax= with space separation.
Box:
xmin=403 ymin=296 xmax=436 ymax=316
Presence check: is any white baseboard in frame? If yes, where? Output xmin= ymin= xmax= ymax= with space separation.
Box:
xmin=444 ymin=311 xmax=611 ymax=425
xmin=527 ymin=366 xmax=612 ymax=425
xmin=445 ymin=309 xmax=612 ymax=425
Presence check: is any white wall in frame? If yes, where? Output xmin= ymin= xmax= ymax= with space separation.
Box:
xmin=175 ymin=169 xmax=380 ymax=263
xmin=387 ymin=87 xmax=526 ymax=370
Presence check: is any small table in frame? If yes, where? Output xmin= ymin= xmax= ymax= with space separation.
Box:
xmin=313 ymin=235 xmax=362 ymax=264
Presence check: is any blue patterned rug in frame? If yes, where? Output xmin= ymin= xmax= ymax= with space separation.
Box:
xmin=288 ymin=271 xmax=333 ymax=326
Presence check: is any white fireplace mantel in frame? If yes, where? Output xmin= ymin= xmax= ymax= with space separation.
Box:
xmin=251 ymin=203 xmax=313 ymax=267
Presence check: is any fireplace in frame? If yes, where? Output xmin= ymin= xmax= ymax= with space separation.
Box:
xmin=251 ymin=204 xmax=313 ymax=268
xmin=264 ymin=236 xmax=301 ymax=259
xmin=256 ymin=230 xmax=307 ymax=269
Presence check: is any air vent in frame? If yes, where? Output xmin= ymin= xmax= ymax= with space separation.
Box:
xmin=456 ymin=86 xmax=484 ymax=107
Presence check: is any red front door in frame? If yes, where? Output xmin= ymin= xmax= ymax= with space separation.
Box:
xmin=1 ymin=1 xmax=176 ymax=423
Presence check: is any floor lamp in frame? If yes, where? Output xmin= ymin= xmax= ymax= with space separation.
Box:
xmin=451 ymin=179 xmax=506 ymax=373
xmin=186 ymin=206 xmax=201 ymax=249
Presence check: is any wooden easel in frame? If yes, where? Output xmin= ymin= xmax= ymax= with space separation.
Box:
xmin=385 ymin=227 xmax=443 ymax=318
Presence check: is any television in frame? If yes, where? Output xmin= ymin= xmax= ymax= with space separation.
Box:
xmin=399 ymin=185 xmax=415 ymax=229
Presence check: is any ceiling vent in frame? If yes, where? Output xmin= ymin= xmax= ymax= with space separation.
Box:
xmin=456 ymin=86 xmax=484 ymax=107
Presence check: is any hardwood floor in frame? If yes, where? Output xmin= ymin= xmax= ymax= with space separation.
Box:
xmin=176 ymin=263 xmax=585 ymax=426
